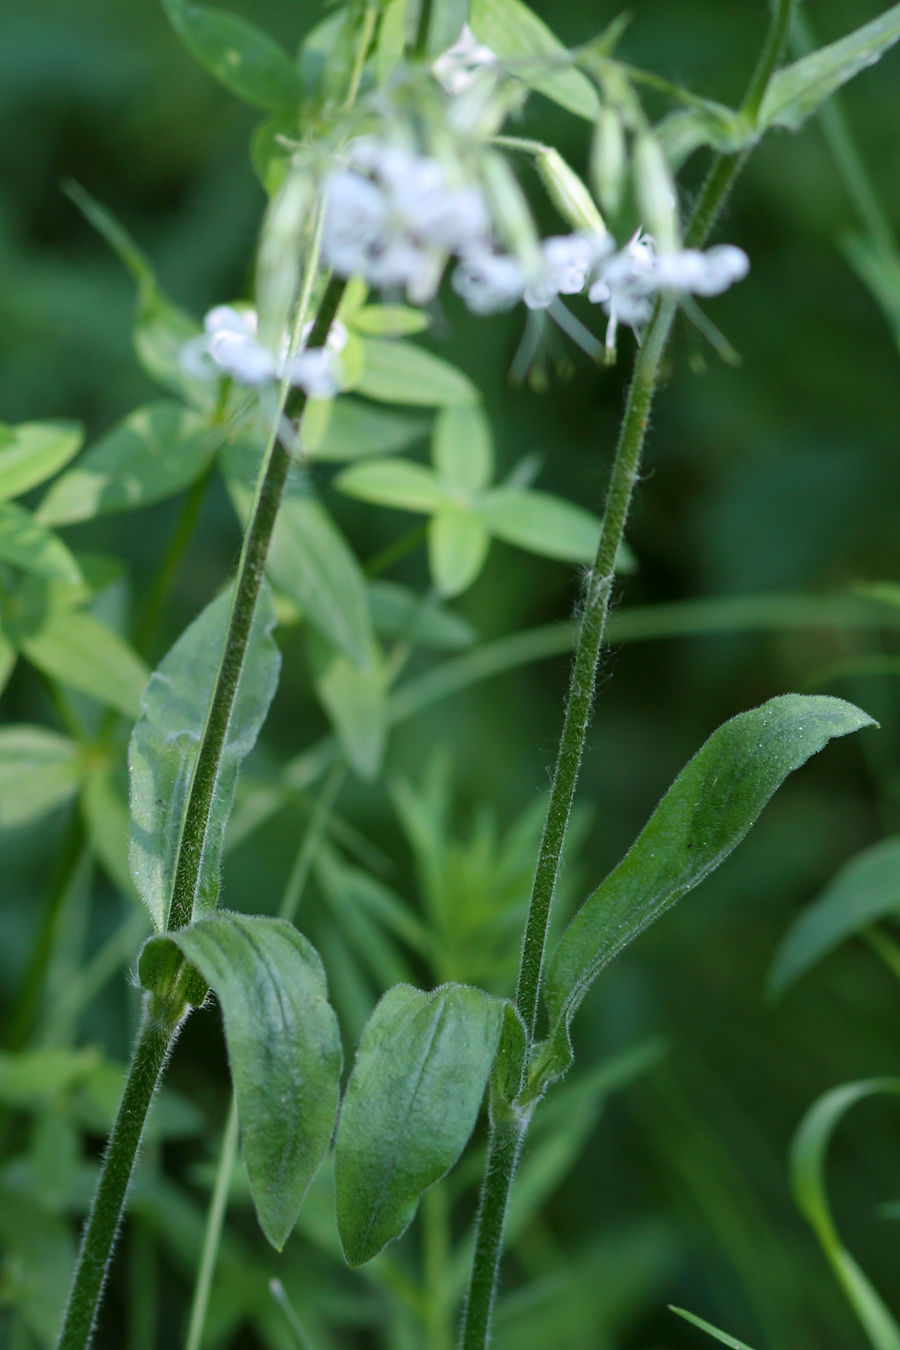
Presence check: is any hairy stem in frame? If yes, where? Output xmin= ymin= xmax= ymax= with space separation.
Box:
xmin=741 ymin=0 xmax=796 ymax=121
xmin=460 ymin=1117 xmax=526 ymax=1350
xmin=56 ymin=1004 xmax=180 ymax=1350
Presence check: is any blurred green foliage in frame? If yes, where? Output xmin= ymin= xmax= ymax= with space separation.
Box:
xmin=2 ymin=1 xmax=900 ymax=1347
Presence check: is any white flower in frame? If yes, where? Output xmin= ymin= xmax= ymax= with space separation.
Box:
xmin=432 ymin=24 xmax=498 ymax=96
xmin=524 ymin=231 xmax=615 ymax=309
xmin=452 ymin=251 xmax=525 ymax=314
xmin=654 ymin=243 xmax=750 ymax=296
xmin=179 ymin=305 xmax=344 ymax=397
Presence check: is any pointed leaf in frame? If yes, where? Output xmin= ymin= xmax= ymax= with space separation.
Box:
xmin=0 ymin=502 xmax=82 ymax=585
xmin=759 ymin=3 xmax=900 ymax=132
xmin=476 ymin=488 xmax=601 ymax=563
xmin=162 ymin=0 xmax=304 ymax=111
xmin=433 ymin=404 xmax=493 ymax=494
xmin=311 ymin=397 xmax=430 ymax=462
xmin=0 ymin=421 xmax=83 ymax=501
xmin=81 ymin=765 xmax=139 ymax=902
xmin=0 ymin=726 xmax=81 ymax=828
xmin=470 ymin=0 xmax=600 ymax=120
xmin=37 ymin=401 xmax=220 ymax=525
xmin=428 ymin=507 xmax=491 ymax=596
xmin=368 ymin=579 xmax=476 ymax=650
xmin=355 ymin=339 xmax=478 ymax=406
xmin=337 ymin=459 xmax=446 ymax=513
xmin=770 ymin=836 xmax=900 ymax=994
xmin=670 ymin=1307 xmax=757 ymax=1350
xmin=313 ymin=650 xmax=389 ymax=781
xmin=140 ymin=912 xmax=342 ymax=1249
xmin=350 ymin=305 xmax=430 ymax=337
xmin=19 ymin=608 xmax=149 ymax=718
xmin=543 ymin=696 xmax=874 ymax=1081
xmin=335 ymin=982 xmax=503 ymax=1264
xmin=128 ymin=585 xmax=280 ymax=930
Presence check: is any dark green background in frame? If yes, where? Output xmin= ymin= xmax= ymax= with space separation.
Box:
xmin=2 ymin=1 xmax=900 ymax=1346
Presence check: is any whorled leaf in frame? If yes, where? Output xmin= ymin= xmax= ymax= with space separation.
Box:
xmin=17 ymin=607 xmax=149 ymax=719
xmin=0 ymin=726 xmax=81 ymax=829
xmin=0 ymin=421 xmax=83 ymax=502
xmin=161 ymin=0 xmax=304 ymax=111
xmin=0 ymin=502 xmax=82 ymax=585
xmin=355 ymin=338 xmax=478 ymax=407
xmin=470 ymin=0 xmax=600 ymax=121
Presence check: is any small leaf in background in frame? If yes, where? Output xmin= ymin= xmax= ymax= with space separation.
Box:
xmin=368 ymin=579 xmax=476 ymax=650
xmin=0 ymin=725 xmax=81 ymax=828
xmin=543 ymin=695 xmax=874 ymax=1081
xmin=140 ymin=912 xmax=342 ymax=1250
xmin=475 ymin=488 xmax=601 ymax=563
xmin=432 ymin=403 xmax=493 ymax=494
xmin=0 ymin=502 xmax=82 ymax=584
xmin=769 ymin=836 xmax=900 ymax=995
xmin=655 ymin=103 xmax=748 ymax=171
xmin=790 ymin=1079 xmax=900 ymax=1350
xmin=18 ymin=607 xmax=149 ymax=719
xmin=81 ymin=764 xmax=139 ymax=902
xmin=759 ymin=3 xmax=900 ymax=132
xmin=161 ymin=0 xmax=304 ymax=111
xmin=337 ymin=459 xmax=447 ymax=512
xmin=355 ymin=338 xmax=479 ymax=406
xmin=0 ymin=1186 xmax=75 ymax=1349
xmin=670 ymin=1306 xmax=758 ymax=1349
xmin=129 ymin=583 xmax=280 ymax=930
xmin=306 ymin=396 xmax=430 ymax=462
xmin=335 ymin=982 xmax=503 ymax=1265
xmin=37 ymin=401 xmax=221 ymax=525
xmin=428 ymin=507 xmax=491 ymax=597
xmin=842 ymin=232 xmax=900 ymax=352
xmin=470 ymin=0 xmax=600 ymax=121
xmin=349 ymin=305 xmax=430 ymax=337
xmin=313 ymin=647 xmax=389 ymax=781
xmin=0 ymin=421 xmax=83 ymax=501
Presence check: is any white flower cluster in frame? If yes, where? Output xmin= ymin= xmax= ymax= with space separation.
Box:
xmin=180 ymin=306 xmax=346 ymax=396
xmin=431 ymin=23 xmax=498 ymax=95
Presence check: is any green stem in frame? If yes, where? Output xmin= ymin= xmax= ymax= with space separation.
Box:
xmin=741 ymin=0 xmax=796 ymax=122
xmin=56 ymin=1004 xmax=181 ymax=1350
xmin=166 ymin=274 xmax=346 ymax=933
xmin=460 ymin=1117 xmax=525 ymax=1350
xmin=183 ymin=1097 xmax=239 ymax=1350
xmin=422 ymin=1182 xmax=452 ymax=1350
xmin=413 ymin=0 xmax=435 ymax=58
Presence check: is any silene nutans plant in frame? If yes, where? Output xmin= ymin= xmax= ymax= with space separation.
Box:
xmin=5 ymin=0 xmax=900 ymax=1347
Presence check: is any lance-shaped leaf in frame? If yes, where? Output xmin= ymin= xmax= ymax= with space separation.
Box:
xmin=335 ymin=983 xmax=503 ymax=1265
xmin=18 ymin=608 xmax=149 ymax=719
xmin=355 ymin=339 xmax=478 ymax=407
xmin=310 ymin=397 xmax=430 ymax=462
xmin=128 ymin=584 xmax=280 ymax=930
xmin=139 ymin=912 xmax=342 ymax=1250
xmin=0 ymin=726 xmax=81 ymax=828
xmin=0 ymin=503 xmax=82 ymax=585
xmin=669 ymin=1308 xmax=758 ymax=1350
xmin=37 ymin=401 xmax=221 ymax=526
xmin=162 ymin=0 xmax=304 ymax=111
xmin=470 ymin=0 xmax=600 ymax=120
xmin=542 ymin=696 xmax=874 ymax=1082
xmin=0 ymin=421 xmax=83 ymax=502
xmin=759 ymin=3 xmax=900 ymax=133
xmin=770 ymin=836 xmax=900 ymax=995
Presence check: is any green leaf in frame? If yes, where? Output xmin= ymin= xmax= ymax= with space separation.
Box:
xmin=81 ymin=765 xmax=139 ymax=902
xmin=0 ymin=1185 xmax=75 ymax=1349
xmin=842 ymin=232 xmax=900 ymax=351
xmin=350 ymin=305 xmax=430 ymax=337
xmin=670 ymin=1307 xmax=758 ymax=1350
xmin=428 ymin=507 xmax=491 ymax=597
xmin=470 ymin=0 xmax=600 ymax=121
xmin=355 ymin=338 xmax=479 ymax=407
xmin=0 ymin=726 xmax=81 ymax=828
xmin=140 ymin=912 xmax=342 ymax=1250
xmin=769 ymin=836 xmax=900 ymax=994
xmin=37 ymin=401 xmax=220 ymax=526
xmin=368 ymin=579 xmax=476 ymax=650
xmin=161 ymin=0 xmax=304 ymax=111
xmin=0 ymin=421 xmax=83 ymax=501
xmin=656 ymin=104 xmax=748 ymax=170
xmin=433 ymin=404 xmax=493 ymax=494
xmin=476 ymin=488 xmax=601 ymax=562
xmin=310 ymin=397 xmax=430 ymax=462
xmin=18 ymin=608 xmax=149 ymax=718
xmin=335 ymin=982 xmax=503 ymax=1265
xmin=759 ymin=3 xmax=900 ymax=132
xmin=542 ymin=695 xmax=874 ymax=1082
xmin=128 ymin=585 xmax=280 ymax=930
xmin=0 ymin=502 xmax=82 ymax=584
xmin=313 ymin=649 xmax=389 ymax=781
xmin=791 ymin=1079 xmax=900 ymax=1350
xmin=337 ymin=459 xmax=447 ymax=513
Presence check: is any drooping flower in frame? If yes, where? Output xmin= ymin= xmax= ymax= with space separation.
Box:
xmin=524 ymin=231 xmax=614 ymax=309
xmin=179 ymin=306 xmax=346 ymax=396
xmin=432 ymin=24 xmax=498 ymax=96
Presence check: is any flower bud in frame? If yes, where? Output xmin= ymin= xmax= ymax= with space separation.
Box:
xmin=633 ymin=132 xmax=680 ymax=253
xmin=535 ymin=147 xmax=607 ymax=236
xmin=480 ymin=150 xmax=542 ymax=273
xmin=256 ymin=170 xmax=314 ymax=350
xmin=591 ymin=107 xmax=626 ymax=220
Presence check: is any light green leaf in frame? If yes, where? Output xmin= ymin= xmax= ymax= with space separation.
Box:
xmin=19 ymin=608 xmax=149 ymax=718
xmin=162 ymin=0 xmax=304 ymax=111
xmin=335 ymin=982 xmax=503 ymax=1265
xmin=336 ymin=459 xmax=447 ymax=513
xmin=433 ymin=404 xmax=493 ymax=494
xmin=309 ymin=397 xmax=430 ymax=462
xmin=140 ymin=912 xmax=342 ymax=1250
xmin=542 ymin=696 xmax=874 ymax=1082
xmin=0 ymin=421 xmax=83 ymax=502
xmin=128 ymin=585 xmax=280 ymax=929
xmin=0 ymin=1047 xmax=98 ymax=1108
xmin=759 ymin=3 xmax=900 ymax=132
xmin=476 ymin=488 xmax=601 ymax=562
xmin=0 ymin=502 xmax=82 ymax=584
xmin=368 ymin=579 xmax=476 ymax=650
xmin=670 ymin=1307 xmax=758 ymax=1350
xmin=791 ymin=1079 xmax=900 ymax=1350
xmin=428 ymin=507 xmax=491 ymax=597
xmin=842 ymin=232 xmax=900 ymax=351
xmin=0 ymin=1186 xmax=74 ymax=1349
xmin=350 ymin=305 xmax=430 ymax=337
xmin=770 ymin=836 xmax=900 ymax=994
xmin=0 ymin=726 xmax=81 ymax=828
xmin=470 ymin=0 xmax=600 ymax=121
xmin=81 ymin=765 xmax=139 ymax=902
xmin=37 ymin=401 xmax=220 ymax=526
xmin=0 ymin=622 xmax=17 ymax=696
xmin=355 ymin=338 xmax=479 ymax=406
xmin=314 ymin=649 xmax=389 ymax=782
xmin=656 ymin=104 xmax=748 ymax=170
